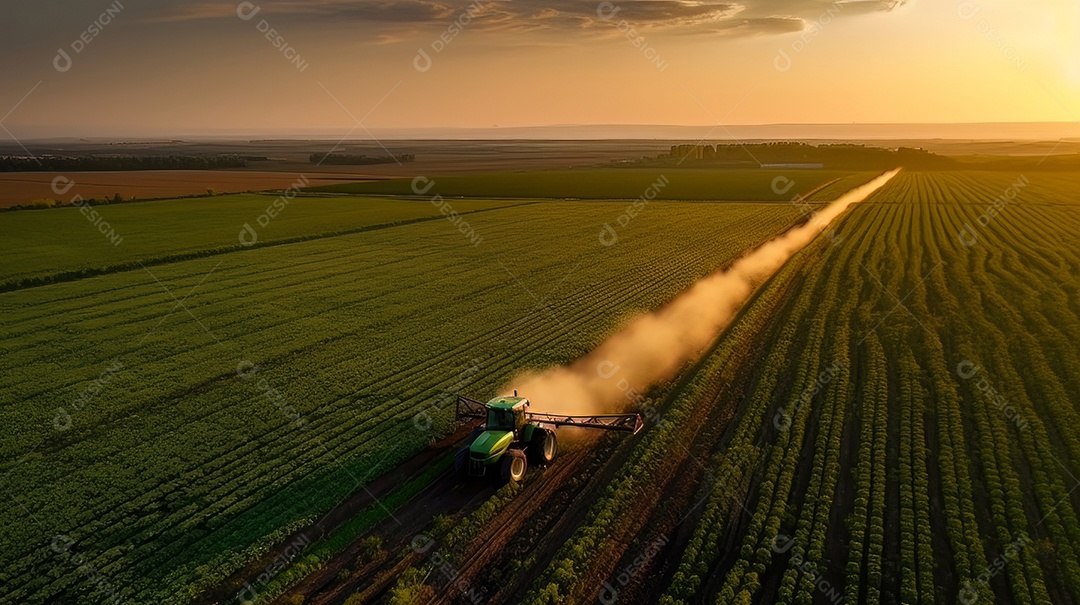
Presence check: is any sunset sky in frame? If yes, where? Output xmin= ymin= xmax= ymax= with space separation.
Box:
xmin=2 ymin=0 xmax=1077 ymax=137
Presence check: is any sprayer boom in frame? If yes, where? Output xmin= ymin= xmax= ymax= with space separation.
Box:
xmin=525 ymin=412 xmax=643 ymax=433
xmin=455 ymin=395 xmax=643 ymax=434
xmin=456 ymin=395 xmax=488 ymax=420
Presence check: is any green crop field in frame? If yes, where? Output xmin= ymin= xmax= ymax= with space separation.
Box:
xmin=6 ymin=167 xmax=1080 ymax=605
xmin=308 ymin=168 xmax=866 ymax=201
xmin=6 ymin=0 xmax=1076 ymax=601
xmin=0 ymin=194 xmax=523 ymax=290
xmin=0 ymin=191 xmax=807 ymax=604
xmin=510 ymin=170 xmax=1080 ymax=605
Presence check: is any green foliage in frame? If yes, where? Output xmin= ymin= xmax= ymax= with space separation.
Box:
xmin=387 ymin=568 xmax=434 ymax=605
xmin=355 ymin=536 xmax=385 ymax=567
xmin=0 ymin=194 xmax=518 ymax=289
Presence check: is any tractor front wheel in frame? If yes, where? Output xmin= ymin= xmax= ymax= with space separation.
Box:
xmin=528 ymin=428 xmax=558 ymax=465
xmin=500 ymin=450 xmax=528 ymax=483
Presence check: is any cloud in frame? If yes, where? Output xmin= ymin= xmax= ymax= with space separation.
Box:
xmin=707 ymin=16 xmax=807 ymax=36
xmin=154 ymin=0 xmax=908 ymax=38
xmin=152 ymin=1 xmax=453 ymax=23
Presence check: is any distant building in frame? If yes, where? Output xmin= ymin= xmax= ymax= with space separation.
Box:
xmin=670 ymin=144 xmax=708 ymax=160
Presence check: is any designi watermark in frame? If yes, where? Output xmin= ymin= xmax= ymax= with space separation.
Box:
xmin=773 ymin=1 xmax=844 ymax=72
xmin=237 ymin=2 xmax=310 ymax=72
xmin=237 ymin=360 xmax=308 ymax=429
xmin=599 ymin=174 xmax=669 ymax=246
xmin=958 ymin=532 xmax=1031 ymax=603
xmin=238 ymin=175 xmax=311 ymax=246
xmin=411 ymin=533 xmax=482 ymax=604
xmin=772 ymin=534 xmax=844 ymax=604
xmin=413 ymin=0 xmax=490 ymax=72
xmin=51 ymin=535 xmax=123 ymax=604
xmin=54 ymin=1 xmax=124 ymax=73
xmin=774 ymin=359 xmax=844 ymax=431
xmin=596 ymin=2 xmax=669 ymax=72
xmin=54 ymin=358 xmax=125 ymax=431
xmin=957 ymin=359 xmax=1029 ymax=432
xmin=596 ymin=360 xmax=669 ymax=431
xmin=53 ymin=177 xmax=124 ymax=246
xmin=957 ymin=174 xmax=1028 ymax=247
xmin=236 ymin=533 xmax=314 ymax=604
xmin=412 ymin=176 xmax=484 ymax=246
xmin=598 ymin=534 xmax=669 ymax=604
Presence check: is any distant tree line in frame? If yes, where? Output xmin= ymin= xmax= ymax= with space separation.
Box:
xmin=309 ymin=153 xmax=415 ymax=165
xmin=2 ymin=189 xmax=227 ymax=213
xmin=3 ymin=194 xmax=128 ymax=212
xmin=654 ymin=142 xmax=958 ymax=170
xmin=0 ymin=154 xmax=249 ymax=172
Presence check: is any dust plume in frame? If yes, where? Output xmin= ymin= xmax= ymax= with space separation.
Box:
xmin=502 ymin=169 xmax=899 ymax=416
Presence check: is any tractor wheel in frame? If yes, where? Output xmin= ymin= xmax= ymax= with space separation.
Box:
xmin=500 ymin=450 xmax=528 ymax=484
xmin=528 ymin=428 xmax=557 ymax=465
xmin=454 ymin=447 xmax=470 ymax=478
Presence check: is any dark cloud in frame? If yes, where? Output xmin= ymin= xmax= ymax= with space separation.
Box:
xmin=708 ymin=16 xmax=807 ymax=36
xmin=156 ymin=0 xmax=907 ymax=37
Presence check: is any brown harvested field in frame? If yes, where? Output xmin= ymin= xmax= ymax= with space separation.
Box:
xmin=0 ymin=170 xmax=377 ymax=208
xmin=0 ymin=139 xmax=677 ymax=207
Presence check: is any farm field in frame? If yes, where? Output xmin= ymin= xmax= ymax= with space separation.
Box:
xmin=309 ymin=168 xmax=867 ymax=201
xmin=0 ymin=167 xmax=860 ymax=291
xmin=263 ymin=169 xmax=1080 ymax=605
xmin=0 ymin=171 xmax=376 ymax=209
xmin=0 ymin=185 xmax=817 ymax=603
xmin=0 ymin=195 xmax=522 ymax=289
xmin=5 ymin=167 xmax=1080 ymax=605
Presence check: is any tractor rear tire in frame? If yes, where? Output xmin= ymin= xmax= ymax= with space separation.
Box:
xmin=500 ymin=450 xmax=528 ymax=484
xmin=528 ymin=428 xmax=557 ymax=465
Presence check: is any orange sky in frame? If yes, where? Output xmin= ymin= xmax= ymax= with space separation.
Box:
xmin=2 ymin=0 xmax=1077 ymax=137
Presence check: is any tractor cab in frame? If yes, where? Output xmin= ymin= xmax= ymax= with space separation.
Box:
xmin=485 ymin=396 xmax=529 ymax=437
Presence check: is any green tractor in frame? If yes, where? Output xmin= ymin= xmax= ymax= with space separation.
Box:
xmin=454 ymin=393 xmax=643 ymax=483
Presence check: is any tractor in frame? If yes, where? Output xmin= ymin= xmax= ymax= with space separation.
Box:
xmin=453 ymin=393 xmax=643 ymax=484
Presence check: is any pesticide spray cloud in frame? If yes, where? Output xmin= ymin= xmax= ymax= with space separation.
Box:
xmin=503 ymin=169 xmax=899 ymax=416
